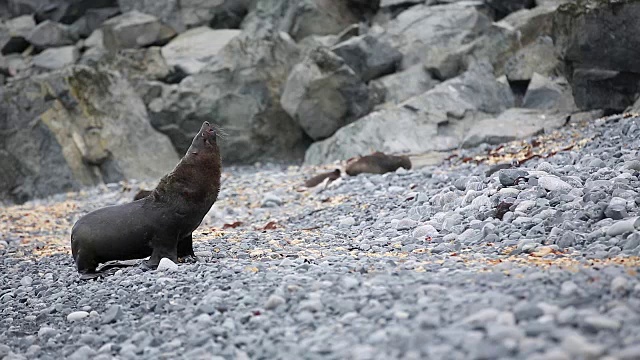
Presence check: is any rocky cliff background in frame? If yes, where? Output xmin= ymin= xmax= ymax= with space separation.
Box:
xmin=0 ymin=0 xmax=637 ymax=204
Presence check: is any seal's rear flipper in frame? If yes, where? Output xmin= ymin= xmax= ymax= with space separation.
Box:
xmin=95 ymin=259 xmax=142 ymax=272
xmin=78 ymin=267 xmax=122 ymax=281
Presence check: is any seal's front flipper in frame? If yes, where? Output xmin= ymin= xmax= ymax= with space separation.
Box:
xmin=177 ymin=234 xmax=196 ymax=258
xmin=147 ymin=239 xmax=178 ymax=269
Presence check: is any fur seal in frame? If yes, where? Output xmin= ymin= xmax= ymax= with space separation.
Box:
xmin=345 ymin=152 xmax=411 ymax=176
xmin=133 ymin=189 xmax=152 ymax=201
xmin=304 ymin=169 xmax=341 ymax=188
xmin=71 ymin=121 xmax=221 ymax=279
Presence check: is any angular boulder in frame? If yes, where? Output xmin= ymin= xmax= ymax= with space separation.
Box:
xmin=522 ymin=73 xmax=576 ymax=113
xmin=69 ymin=7 xmax=120 ymax=38
xmin=0 ymin=65 xmax=179 ymax=204
xmin=8 ymin=0 xmax=118 ymax=24
xmin=241 ymin=0 xmax=358 ymax=41
xmin=117 ymin=0 xmax=183 ymax=32
xmin=369 ymin=64 xmax=440 ymax=105
xmin=505 ymin=36 xmax=559 ymax=81
xmin=27 ymin=20 xmax=78 ymax=48
xmin=304 ymin=61 xmax=514 ymax=165
xmin=462 ymin=108 xmax=566 ymax=148
xmin=379 ymin=2 xmax=492 ymax=70
xmin=32 ymin=45 xmax=79 ymax=70
xmin=1 ymin=15 xmax=35 ymax=54
xmin=554 ymin=1 xmax=640 ymax=111
xmin=331 ymin=34 xmax=401 ymax=82
xmin=161 ymin=27 xmax=241 ymax=75
xmin=101 ymin=11 xmax=176 ymax=52
xmin=147 ymin=31 xmax=309 ymax=164
xmin=280 ymin=47 xmax=372 ymax=141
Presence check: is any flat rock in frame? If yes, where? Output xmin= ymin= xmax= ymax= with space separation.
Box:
xmin=161 ymin=27 xmax=240 ymax=75
xmin=27 ymin=20 xmax=77 ymax=48
xmin=331 ymin=34 xmax=401 ymax=82
xmin=32 ymin=46 xmax=79 ymax=70
xmin=463 ymin=108 xmax=565 ymax=148
xmin=101 ymin=11 xmax=176 ymax=51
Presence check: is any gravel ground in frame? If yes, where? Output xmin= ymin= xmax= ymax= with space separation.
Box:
xmin=2 ymin=114 xmax=640 ymax=360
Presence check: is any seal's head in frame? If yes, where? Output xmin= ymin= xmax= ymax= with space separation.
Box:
xmin=188 ymin=121 xmax=218 ymax=154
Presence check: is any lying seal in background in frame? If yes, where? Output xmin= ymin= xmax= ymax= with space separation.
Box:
xmin=71 ymin=121 xmax=222 ymax=279
xmin=304 ymin=169 xmax=341 ymax=188
xmin=345 ymin=152 xmax=411 ymax=176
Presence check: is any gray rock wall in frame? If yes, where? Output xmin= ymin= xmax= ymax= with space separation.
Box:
xmin=0 ymin=0 xmax=636 ymax=202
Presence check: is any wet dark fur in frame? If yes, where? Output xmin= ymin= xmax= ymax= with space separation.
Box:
xmin=304 ymin=169 xmax=341 ymax=188
xmin=71 ymin=122 xmax=222 ymax=278
xmin=345 ymin=152 xmax=412 ymax=176
xmin=133 ymin=189 xmax=152 ymax=201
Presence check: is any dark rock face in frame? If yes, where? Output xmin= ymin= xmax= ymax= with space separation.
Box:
xmin=554 ymin=1 xmax=640 ymax=112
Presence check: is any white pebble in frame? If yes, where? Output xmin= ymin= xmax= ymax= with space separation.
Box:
xmin=157 ymin=258 xmax=179 ymax=272
xmin=67 ymin=311 xmax=90 ymax=322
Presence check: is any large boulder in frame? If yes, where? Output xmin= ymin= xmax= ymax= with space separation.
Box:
xmin=0 ymin=15 xmax=35 ymax=54
xmin=117 ymin=0 xmax=251 ymax=31
xmin=0 ymin=65 xmax=179 ymax=204
xmin=32 ymin=45 xmax=79 ymax=70
xmin=160 ymin=27 xmax=241 ymax=75
xmin=379 ymin=2 xmax=492 ymax=70
xmin=330 ymin=34 xmax=401 ymax=82
xmin=304 ymin=61 xmax=514 ymax=164
xmin=69 ymin=7 xmax=119 ymax=38
xmin=280 ymin=47 xmax=372 ymax=141
xmin=504 ymin=36 xmax=560 ymax=81
xmin=8 ymin=0 xmax=118 ymax=24
xmin=369 ymin=64 xmax=440 ymax=105
xmin=554 ymin=0 xmax=640 ymax=112
xmin=241 ymin=0 xmax=359 ymax=41
xmin=147 ymin=31 xmax=309 ymax=164
xmin=27 ymin=20 xmax=78 ymax=48
xmin=101 ymin=11 xmax=176 ymax=52
xmin=462 ymin=108 xmax=566 ymax=148
xmin=521 ymin=73 xmax=576 ymax=113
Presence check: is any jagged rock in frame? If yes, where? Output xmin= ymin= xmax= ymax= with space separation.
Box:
xmin=160 ymin=27 xmax=240 ymax=75
xmin=1 ymin=15 xmax=35 ymax=54
xmin=462 ymin=108 xmax=566 ymax=148
xmin=27 ymin=20 xmax=77 ymax=48
xmin=147 ymin=32 xmax=309 ymax=164
xmin=32 ymin=45 xmax=78 ymax=69
xmin=101 ymin=11 xmax=176 ymax=52
xmin=426 ymin=22 xmax=519 ymax=80
xmin=554 ymin=1 xmax=640 ymax=111
xmin=41 ymin=0 xmax=118 ymax=24
xmin=241 ymin=0 xmax=358 ymax=41
xmin=187 ymin=0 xmax=251 ymax=29
xmin=97 ymin=47 xmax=170 ymax=91
xmin=298 ymin=24 xmax=361 ymax=55
xmin=486 ymin=0 xmax=535 ymax=19
xmin=117 ymin=0 xmax=183 ymax=32
xmin=522 ymin=73 xmax=576 ymax=112
xmin=8 ymin=0 xmax=118 ymax=24
xmin=280 ymin=47 xmax=372 ymax=141
xmin=380 ymin=2 xmax=492 ymax=70
xmin=498 ymin=5 xmax=558 ymax=46
xmin=505 ymin=36 xmax=559 ymax=81
xmin=571 ymin=69 xmax=640 ymax=113
xmin=69 ymin=7 xmax=119 ymax=38
xmin=304 ymin=61 xmax=514 ymax=164
xmin=0 ymin=65 xmax=179 ymax=204
xmin=331 ymin=34 xmax=401 ymax=82
xmin=369 ymin=64 xmax=440 ymax=105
